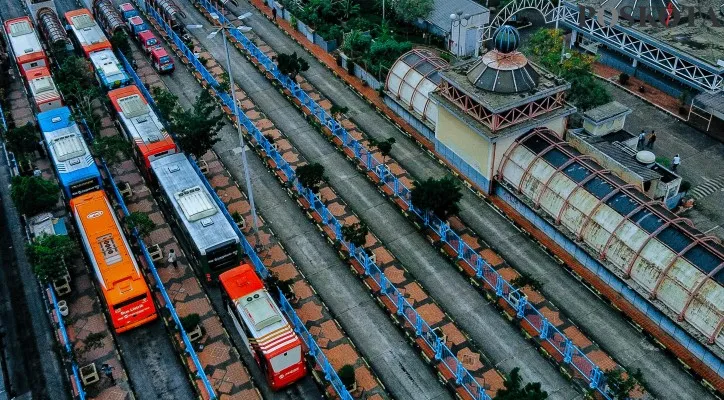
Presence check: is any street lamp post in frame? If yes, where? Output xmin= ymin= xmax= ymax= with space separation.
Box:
xmin=188 ymin=11 xmax=264 ymax=250
xmin=449 ymin=11 xmax=471 ymax=57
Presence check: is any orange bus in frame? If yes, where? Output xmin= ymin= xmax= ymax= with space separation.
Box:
xmin=219 ymin=264 xmax=306 ymax=390
xmin=3 ymin=17 xmax=48 ymax=79
xmin=70 ymin=190 xmax=157 ymax=333
xmin=108 ymin=85 xmax=176 ymax=174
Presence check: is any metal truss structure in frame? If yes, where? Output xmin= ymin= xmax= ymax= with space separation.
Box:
xmin=438 ymin=79 xmax=566 ymax=131
xmin=482 ymin=1 xmax=723 ymax=93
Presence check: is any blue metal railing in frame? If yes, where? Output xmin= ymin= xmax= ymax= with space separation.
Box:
xmin=114 ymin=30 xmax=351 ymax=398
xmin=48 ymin=285 xmax=86 ymax=400
xmin=0 ymin=105 xmax=7 ymax=133
xmin=148 ymin=6 xmax=491 ymax=399
xmin=190 ymin=1 xmax=638 ymax=396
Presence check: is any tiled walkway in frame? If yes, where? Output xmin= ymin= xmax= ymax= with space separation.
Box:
xmin=103 ymin=47 xmax=261 ymax=400
xmin=7 ymin=78 xmax=134 ymax=400
xmin=178 ymin=7 xmax=507 ymax=397
xmin=148 ymin=13 xmax=389 ymax=397
xmin=197 ymin=4 xmax=646 ymax=397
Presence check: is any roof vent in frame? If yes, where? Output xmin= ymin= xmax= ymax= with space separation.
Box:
xmin=635 ymin=150 xmax=656 ymax=165
xmin=51 ymin=116 xmax=62 ymax=123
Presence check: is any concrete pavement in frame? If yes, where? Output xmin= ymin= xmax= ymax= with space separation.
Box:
xmin=206 ymin=2 xmax=713 ymax=398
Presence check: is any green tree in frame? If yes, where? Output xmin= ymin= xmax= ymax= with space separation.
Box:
xmin=526 ymin=28 xmax=611 ymax=111
xmin=411 ymin=176 xmax=462 ymax=220
xmin=371 ymin=137 xmax=395 ymax=164
xmin=366 ymin=37 xmax=412 ymax=76
xmin=151 ymin=86 xmax=179 ymax=121
xmin=170 ymin=90 xmax=224 ymax=158
xmin=604 ymin=368 xmax=644 ymax=399
xmin=57 ymin=56 xmax=102 ymax=132
xmin=110 ymin=30 xmax=132 ymax=56
xmin=337 ymin=364 xmax=356 ymax=389
xmin=4 ymin=122 xmax=39 ymax=160
xmin=275 ymin=52 xmax=310 ymax=81
xmin=27 ymin=234 xmax=78 ymax=283
xmin=93 ymin=135 xmax=131 ymax=164
xmin=494 ymin=367 xmax=548 ymax=400
xmin=391 ymin=0 xmax=433 ymax=23
xmin=296 ymin=162 xmax=325 ymax=193
xmin=124 ymin=211 xmax=155 ymax=239
xmin=341 ymin=221 xmax=368 ymax=248
xmin=333 ymin=0 xmax=360 ymax=19
xmin=10 ymin=175 xmax=60 ymax=216
xmin=342 ymin=30 xmax=372 ymax=61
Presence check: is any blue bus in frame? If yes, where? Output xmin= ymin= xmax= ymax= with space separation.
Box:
xmin=38 ymin=107 xmax=102 ymax=198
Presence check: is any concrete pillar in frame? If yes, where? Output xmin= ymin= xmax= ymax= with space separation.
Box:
xmin=570 ymin=30 xmax=577 ymax=48
xmin=632 ymin=58 xmax=638 ymax=68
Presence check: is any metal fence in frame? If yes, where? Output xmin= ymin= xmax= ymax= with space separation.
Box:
xmin=48 ymin=285 xmax=86 ymax=400
xmin=190 ymin=1 xmax=628 ymax=396
xmin=137 ymin=9 xmax=353 ymax=399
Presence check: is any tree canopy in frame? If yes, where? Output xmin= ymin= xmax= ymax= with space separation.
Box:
xmin=10 ymin=175 xmax=60 ymax=216
xmin=151 ymin=86 xmax=180 ymax=122
xmin=4 ymin=122 xmax=38 ymax=159
xmin=56 ymin=56 xmax=102 ymax=132
xmin=275 ymin=52 xmax=310 ymax=81
xmin=494 ymin=367 xmax=548 ymax=400
xmin=93 ymin=135 xmax=131 ymax=164
xmin=110 ymin=30 xmax=132 ymax=56
xmin=391 ymin=0 xmax=434 ymax=23
xmin=296 ymin=162 xmax=325 ymax=192
xmin=341 ymin=221 xmax=368 ymax=249
xmin=27 ymin=234 xmax=78 ymax=283
xmin=371 ymin=137 xmax=395 ymax=162
xmin=124 ymin=211 xmax=155 ymax=238
xmin=604 ymin=368 xmax=644 ymax=399
xmin=170 ymin=90 xmax=224 ymax=158
xmin=527 ymin=28 xmax=611 ymax=111
xmin=411 ymin=176 xmax=462 ymax=219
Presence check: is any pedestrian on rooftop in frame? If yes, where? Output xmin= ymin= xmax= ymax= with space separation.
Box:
xmin=637 ymin=129 xmax=646 ymax=150
xmin=672 ymin=154 xmax=681 ymax=171
xmin=646 ymin=130 xmax=657 ymax=149
xmin=167 ymin=248 xmax=178 ymax=269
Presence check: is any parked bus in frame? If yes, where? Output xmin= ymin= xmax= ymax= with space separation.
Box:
xmin=108 ymin=85 xmax=176 ymax=173
xmin=3 ymin=17 xmax=48 ymax=78
xmin=38 ymin=107 xmax=102 ymax=199
xmin=64 ymin=8 xmax=111 ymax=57
xmin=70 ymin=190 xmax=157 ymax=332
xmin=151 ymin=153 xmax=241 ymax=281
xmin=219 ymin=264 xmax=306 ymax=390
xmin=26 ymin=66 xmax=62 ymax=112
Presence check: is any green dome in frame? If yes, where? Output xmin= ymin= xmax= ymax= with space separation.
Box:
xmin=493 ymin=25 xmax=520 ymax=54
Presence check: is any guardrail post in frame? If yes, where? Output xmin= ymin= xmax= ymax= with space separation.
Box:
xmin=455 ymin=361 xmax=464 ymax=385
xmin=475 ymin=258 xmax=484 ymax=278
xmin=438 ymin=221 xmax=448 ymax=241
xmin=457 ymin=240 xmax=464 ymax=260
xmin=540 ymin=317 xmax=550 ymax=340
xmin=415 ymin=314 xmax=423 ymax=336
xmin=589 ymin=367 xmax=602 ymax=390
xmin=366 ymin=150 xmax=372 ymax=171
xmin=379 ymin=274 xmax=388 ymax=294
xmin=396 ymin=295 xmax=404 ymax=316
xmin=393 ymin=178 xmax=399 ymax=196
xmin=353 ymin=141 xmax=361 ymax=157
xmin=363 ymin=251 xmax=371 ymax=276
xmin=434 ymin=336 xmax=443 ymax=360
xmin=516 ymin=295 xmax=528 ymax=319
xmin=563 ymin=339 xmax=573 ymax=364
xmin=495 ymin=274 xmax=504 ymax=297
xmin=334 ymin=221 xmax=342 ymax=241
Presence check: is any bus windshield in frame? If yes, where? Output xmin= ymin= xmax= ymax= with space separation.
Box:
xmin=269 ymin=347 xmax=301 ymax=372
xmin=159 ymin=56 xmax=171 ymax=65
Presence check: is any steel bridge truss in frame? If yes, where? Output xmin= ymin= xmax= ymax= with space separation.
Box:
xmin=482 ymin=0 xmax=723 ymax=93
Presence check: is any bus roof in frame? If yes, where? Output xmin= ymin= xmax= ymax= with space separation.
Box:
xmin=108 ymin=85 xmax=175 ymax=157
xmin=150 ymin=153 xmax=238 ymax=254
xmin=26 ymin=66 xmax=61 ymax=106
xmin=65 ymin=9 xmax=111 ymax=55
xmin=4 ymin=17 xmax=44 ymax=64
xmin=219 ymin=265 xmax=300 ymax=358
xmin=38 ymin=107 xmax=97 ymax=178
xmin=70 ymin=191 xmax=145 ymax=306
xmin=119 ymin=2 xmax=135 ymax=12
xmin=151 ymin=47 xmax=168 ymax=58
xmin=89 ymin=49 xmax=129 ymax=88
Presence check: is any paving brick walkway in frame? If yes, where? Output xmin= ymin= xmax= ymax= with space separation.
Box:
xmin=194 ymin=4 xmax=648 ymax=397
xmin=147 ymin=13 xmax=389 ymax=397
xmin=102 ymin=46 xmax=261 ymax=400
xmin=178 ymin=7 xmax=508 ymax=396
xmin=7 ymin=78 xmax=134 ymax=400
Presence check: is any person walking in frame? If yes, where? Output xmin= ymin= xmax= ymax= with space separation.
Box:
xmin=672 ymin=154 xmax=681 ymax=171
xmin=637 ymin=129 xmax=646 ymax=150
xmin=271 ymin=7 xmax=277 ymax=21
xmin=167 ymin=248 xmax=178 ymax=269
xmin=101 ymin=363 xmax=115 ymax=385
xmin=646 ymin=130 xmax=657 ymax=149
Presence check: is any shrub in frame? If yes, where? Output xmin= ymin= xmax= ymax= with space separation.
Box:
xmin=180 ymin=313 xmax=201 ymax=331
xmin=124 ymin=212 xmax=155 ymax=238
xmin=27 ymin=234 xmax=77 ymax=283
xmin=10 ymin=175 xmax=59 ymax=216
xmin=337 ymin=364 xmax=356 ymax=389
xmin=679 ymin=180 xmax=691 ymax=192
xmin=618 ymin=73 xmax=629 ymax=85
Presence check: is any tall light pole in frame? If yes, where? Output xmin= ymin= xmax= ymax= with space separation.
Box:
xmin=188 ymin=10 xmax=264 ymax=250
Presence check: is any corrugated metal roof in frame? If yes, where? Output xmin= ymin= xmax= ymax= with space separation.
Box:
xmin=426 ymin=0 xmax=487 ymax=33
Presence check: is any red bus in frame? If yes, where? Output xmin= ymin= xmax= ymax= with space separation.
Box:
xmin=219 ymin=265 xmax=307 ymax=390
xmin=70 ymin=190 xmax=158 ymax=332
xmin=4 ymin=17 xmax=48 ymax=79
xmin=108 ymin=85 xmax=176 ymax=174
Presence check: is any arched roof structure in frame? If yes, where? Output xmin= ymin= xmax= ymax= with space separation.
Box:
xmin=386 ymin=49 xmax=448 ymax=125
xmin=498 ymin=127 xmax=724 ymax=349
